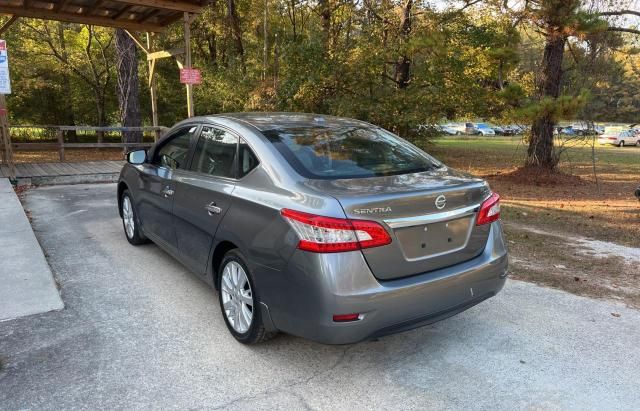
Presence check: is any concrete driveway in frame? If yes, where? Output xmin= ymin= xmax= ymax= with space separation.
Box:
xmin=1 ymin=183 xmax=638 ymax=410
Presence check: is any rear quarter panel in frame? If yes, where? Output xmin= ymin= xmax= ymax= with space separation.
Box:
xmin=213 ymin=166 xmax=345 ymax=310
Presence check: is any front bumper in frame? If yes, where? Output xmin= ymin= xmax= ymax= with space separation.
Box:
xmin=262 ymin=221 xmax=508 ymax=344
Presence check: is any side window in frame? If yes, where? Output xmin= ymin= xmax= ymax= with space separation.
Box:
xmin=190 ymin=126 xmax=239 ymax=178
xmin=239 ymin=138 xmax=259 ymax=178
xmin=155 ymin=126 xmax=197 ymax=170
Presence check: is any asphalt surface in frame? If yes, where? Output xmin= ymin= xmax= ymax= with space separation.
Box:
xmin=1 ymin=183 xmax=639 ymax=410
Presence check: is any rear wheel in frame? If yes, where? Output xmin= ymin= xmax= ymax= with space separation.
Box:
xmin=636 ymin=140 xmax=640 ymax=147
xmin=619 ymin=140 xmax=625 ymax=147
xmin=218 ymin=249 xmax=276 ymax=344
xmin=120 ymin=190 xmax=147 ymax=245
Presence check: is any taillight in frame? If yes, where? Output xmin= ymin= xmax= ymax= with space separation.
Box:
xmin=607 ymin=137 xmax=617 ymax=140
xmin=476 ymin=192 xmax=500 ymax=225
xmin=333 ymin=313 xmax=361 ymax=322
xmin=281 ymin=208 xmax=392 ymax=253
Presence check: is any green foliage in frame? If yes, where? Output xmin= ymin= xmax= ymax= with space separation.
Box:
xmin=517 ymin=89 xmax=591 ymax=123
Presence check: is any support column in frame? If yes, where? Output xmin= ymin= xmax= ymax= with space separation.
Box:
xmin=184 ymin=12 xmax=194 ymax=118
xmin=146 ymin=33 xmax=160 ymax=141
xmin=0 ymin=94 xmax=16 ymax=180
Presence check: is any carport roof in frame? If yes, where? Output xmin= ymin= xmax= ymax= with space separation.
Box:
xmin=0 ymin=0 xmax=208 ymax=32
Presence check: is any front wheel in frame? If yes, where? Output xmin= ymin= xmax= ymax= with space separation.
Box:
xmin=218 ymin=250 xmax=276 ymax=344
xmin=121 ymin=190 xmax=148 ymax=245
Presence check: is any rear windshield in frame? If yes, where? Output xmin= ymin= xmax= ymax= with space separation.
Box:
xmin=262 ymin=126 xmax=441 ymax=179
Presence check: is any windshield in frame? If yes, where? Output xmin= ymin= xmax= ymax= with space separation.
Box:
xmin=262 ymin=126 xmax=441 ymax=180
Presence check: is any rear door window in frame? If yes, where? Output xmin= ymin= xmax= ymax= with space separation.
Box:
xmin=262 ymin=126 xmax=440 ymax=180
xmin=190 ymin=126 xmax=239 ymax=178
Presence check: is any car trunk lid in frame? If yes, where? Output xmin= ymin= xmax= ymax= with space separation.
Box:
xmin=304 ymin=168 xmax=492 ymax=280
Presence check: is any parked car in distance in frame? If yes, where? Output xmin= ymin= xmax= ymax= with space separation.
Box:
xmin=465 ymin=122 xmax=496 ymax=135
xmin=559 ymin=126 xmax=578 ymax=136
xmin=491 ymin=125 xmax=505 ymax=135
xmin=598 ymin=130 xmax=639 ymax=147
xmin=475 ymin=123 xmax=496 ymax=136
xmin=502 ymin=125 xmax=523 ymax=135
xmin=118 ymin=113 xmax=508 ymax=345
xmin=441 ymin=124 xmax=462 ymax=135
xmin=417 ymin=124 xmax=462 ymax=136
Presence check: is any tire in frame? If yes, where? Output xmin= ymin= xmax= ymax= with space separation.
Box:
xmin=619 ymin=140 xmax=625 ymax=147
xmin=636 ymin=140 xmax=640 ymax=147
xmin=218 ymin=249 xmax=276 ymax=344
xmin=120 ymin=190 xmax=148 ymax=245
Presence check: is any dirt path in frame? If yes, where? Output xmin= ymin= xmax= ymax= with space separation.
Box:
xmin=504 ymin=222 xmax=640 ymax=308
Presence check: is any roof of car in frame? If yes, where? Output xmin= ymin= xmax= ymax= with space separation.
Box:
xmin=201 ymin=112 xmax=372 ymax=132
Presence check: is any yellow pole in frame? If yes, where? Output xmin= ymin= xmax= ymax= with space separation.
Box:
xmin=146 ymin=33 xmax=160 ymax=141
xmin=184 ymin=12 xmax=194 ymax=118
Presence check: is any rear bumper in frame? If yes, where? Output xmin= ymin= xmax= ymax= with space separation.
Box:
xmin=263 ymin=221 xmax=508 ymax=344
xmin=598 ymin=139 xmax=618 ymax=145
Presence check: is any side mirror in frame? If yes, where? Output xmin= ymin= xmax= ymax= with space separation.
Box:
xmin=127 ymin=149 xmax=147 ymax=165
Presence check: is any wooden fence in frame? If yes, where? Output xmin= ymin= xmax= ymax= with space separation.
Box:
xmin=7 ymin=125 xmax=168 ymax=162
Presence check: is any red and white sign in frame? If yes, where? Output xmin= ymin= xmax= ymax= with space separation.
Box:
xmin=180 ymin=68 xmax=201 ymax=85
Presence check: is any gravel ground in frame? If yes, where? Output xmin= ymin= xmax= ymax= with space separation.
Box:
xmin=0 ymin=183 xmax=638 ymax=410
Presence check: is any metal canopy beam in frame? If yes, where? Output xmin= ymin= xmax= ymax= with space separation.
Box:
xmin=0 ymin=0 xmax=207 ymax=33
xmin=112 ymin=0 xmax=203 ymax=13
xmin=0 ymin=6 xmax=165 ymax=32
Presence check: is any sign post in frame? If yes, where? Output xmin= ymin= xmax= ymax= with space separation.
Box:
xmin=0 ymin=39 xmax=16 ymax=181
xmin=183 ymin=13 xmax=194 ymax=118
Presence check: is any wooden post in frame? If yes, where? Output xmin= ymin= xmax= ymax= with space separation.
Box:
xmin=184 ymin=12 xmax=194 ymax=118
xmin=146 ymin=33 xmax=160 ymax=141
xmin=57 ymin=128 xmax=65 ymax=162
xmin=0 ymin=93 xmax=16 ymax=180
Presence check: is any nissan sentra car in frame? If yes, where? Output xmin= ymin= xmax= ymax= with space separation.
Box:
xmin=117 ymin=113 xmax=508 ymax=344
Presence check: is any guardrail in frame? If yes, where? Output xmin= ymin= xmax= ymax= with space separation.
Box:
xmin=7 ymin=125 xmax=168 ymax=162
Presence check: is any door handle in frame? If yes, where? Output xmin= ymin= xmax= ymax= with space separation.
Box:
xmin=161 ymin=187 xmax=174 ymax=198
xmin=205 ymin=202 xmax=222 ymax=215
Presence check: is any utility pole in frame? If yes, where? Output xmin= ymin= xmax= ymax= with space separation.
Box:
xmin=0 ymin=94 xmax=16 ymax=180
xmin=0 ymin=39 xmax=15 ymax=180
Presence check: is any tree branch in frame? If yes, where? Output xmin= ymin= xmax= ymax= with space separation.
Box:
xmin=599 ymin=10 xmax=640 ymax=18
xmin=608 ymin=26 xmax=640 ymax=35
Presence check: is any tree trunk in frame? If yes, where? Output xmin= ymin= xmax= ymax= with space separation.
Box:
xmin=526 ymin=34 xmax=565 ymax=169
xmin=394 ymin=0 xmax=413 ymax=89
xmin=226 ymin=0 xmax=246 ymax=73
xmin=115 ymin=29 xmax=142 ymax=144
xmin=318 ymin=0 xmax=331 ymax=51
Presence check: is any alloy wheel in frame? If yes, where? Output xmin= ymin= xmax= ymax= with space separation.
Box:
xmin=221 ymin=261 xmax=254 ymax=333
xmin=122 ymin=196 xmax=135 ymax=239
